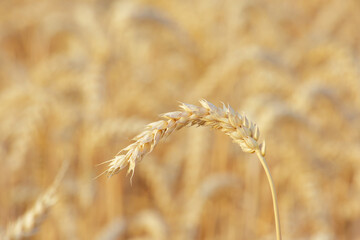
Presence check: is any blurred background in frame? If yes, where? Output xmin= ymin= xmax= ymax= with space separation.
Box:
xmin=1 ymin=0 xmax=360 ymax=239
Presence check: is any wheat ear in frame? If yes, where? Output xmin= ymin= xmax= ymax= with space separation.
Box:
xmin=105 ymin=100 xmax=282 ymax=240
xmin=5 ymin=161 xmax=69 ymax=240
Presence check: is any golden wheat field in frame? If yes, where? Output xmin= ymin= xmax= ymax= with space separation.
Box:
xmin=1 ymin=0 xmax=360 ymax=239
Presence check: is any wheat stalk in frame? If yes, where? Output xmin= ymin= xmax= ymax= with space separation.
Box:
xmin=105 ymin=99 xmax=282 ymax=240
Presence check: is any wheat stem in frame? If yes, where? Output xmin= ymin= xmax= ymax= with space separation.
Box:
xmin=255 ymin=149 xmax=282 ymax=240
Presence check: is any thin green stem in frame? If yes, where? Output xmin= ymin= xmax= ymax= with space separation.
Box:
xmin=255 ymin=150 xmax=282 ymax=240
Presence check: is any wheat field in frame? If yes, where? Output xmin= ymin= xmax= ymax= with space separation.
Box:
xmin=1 ymin=0 xmax=360 ymax=239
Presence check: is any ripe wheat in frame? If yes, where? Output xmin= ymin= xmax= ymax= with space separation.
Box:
xmin=105 ymin=99 xmax=282 ymax=240
xmin=4 ymin=161 xmax=68 ymax=240
xmin=4 ymin=191 xmax=57 ymax=240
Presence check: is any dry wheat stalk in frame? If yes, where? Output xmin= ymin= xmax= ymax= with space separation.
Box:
xmin=4 ymin=161 xmax=68 ymax=240
xmin=105 ymin=99 xmax=282 ymax=240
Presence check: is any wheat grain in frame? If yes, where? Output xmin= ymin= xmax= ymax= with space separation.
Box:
xmin=105 ymin=99 xmax=282 ymax=240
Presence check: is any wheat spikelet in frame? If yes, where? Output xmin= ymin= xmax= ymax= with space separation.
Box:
xmin=105 ymin=99 xmax=281 ymax=240
xmin=4 ymin=161 xmax=68 ymax=240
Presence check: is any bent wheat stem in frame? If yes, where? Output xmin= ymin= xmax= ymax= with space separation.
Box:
xmin=105 ymin=100 xmax=282 ymax=240
xmin=255 ymin=149 xmax=282 ymax=240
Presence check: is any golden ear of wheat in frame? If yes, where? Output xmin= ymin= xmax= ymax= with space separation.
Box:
xmin=106 ymin=99 xmax=265 ymax=178
xmin=5 ymin=161 xmax=69 ymax=240
xmin=5 ymin=193 xmax=57 ymax=240
xmin=104 ymin=99 xmax=281 ymax=240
